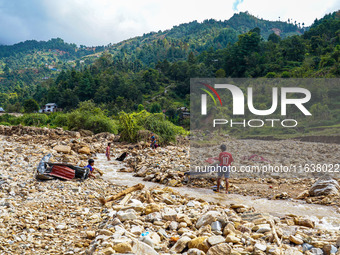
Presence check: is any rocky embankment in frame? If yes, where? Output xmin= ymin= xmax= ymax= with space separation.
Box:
xmin=0 ymin=125 xmax=340 ymax=254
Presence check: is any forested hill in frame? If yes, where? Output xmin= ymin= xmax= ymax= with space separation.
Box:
xmin=0 ymin=12 xmax=302 ymax=73
xmin=0 ymin=11 xmax=339 ymax=122
xmin=106 ymin=12 xmax=303 ymax=65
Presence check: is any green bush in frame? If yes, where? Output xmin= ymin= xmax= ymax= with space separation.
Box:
xmin=66 ymin=100 xmax=118 ymax=134
xmin=118 ymin=111 xmax=141 ymax=142
xmin=20 ymin=113 xmax=49 ymax=126
xmin=0 ymin=114 xmax=19 ymax=125
xmin=51 ymin=113 xmax=69 ymax=127
xmin=84 ymin=115 xmax=118 ymax=134
xmin=0 ymin=122 xmax=11 ymax=126
xmin=118 ymin=110 xmax=188 ymax=144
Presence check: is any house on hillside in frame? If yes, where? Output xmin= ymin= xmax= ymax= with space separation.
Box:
xmin=0 ymin=107 xmax=5 ymax=113
xmin=178 ymin=107 xmax=190 ymax=119
xmin=39 ymin=103 xmax=58 ymax=113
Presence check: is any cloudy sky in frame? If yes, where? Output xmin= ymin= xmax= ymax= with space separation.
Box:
xmin=0 ymin=0 xmax=339 ymax=46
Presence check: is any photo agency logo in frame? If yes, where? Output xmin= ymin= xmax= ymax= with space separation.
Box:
xmin=199 ymin=82 xmax=312 ymax=128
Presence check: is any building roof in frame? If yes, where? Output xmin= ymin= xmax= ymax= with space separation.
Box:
xmin=0 ymin=107 xmax=4 ymax=112
xmin=45 ymin=103 xmax=57 ymax=106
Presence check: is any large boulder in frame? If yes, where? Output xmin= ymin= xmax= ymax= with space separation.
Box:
xmin=53 ymin=145 xmax=71 ymax=154
xmin=78 ymin=147 xmax=91 ymax=155
xmin=309 ymin=177 xmax=340 ymax=196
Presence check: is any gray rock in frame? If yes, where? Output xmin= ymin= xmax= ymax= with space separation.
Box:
xmin=188 ymin=248 xmax=206 ymax=255
xmin=131 ymin=240 xmax=158 ymax=255
xmin=140 ymin=236 xmax=154 ymax=248
xmin=310 ymin=248 xmax=324 ymax=255
xmin=302 ymin=243 xmax=314 ymax=251
xmin=145 ymin=212 xmax=162 ymax=222
xmin=162 ymin=208 xmax=177 ymax=221
xmin=130 ymin=225 xmax=143 ymax=236
xmin=207 ymin=235 xmax=225 ymax=246
xmin=206 ymin=243 xmax=231 ymax=255
xmin=170 ymin=236 xmax=191 ymax=253
xmin=211 ymin=221 xmax=222 ymax=232
xmin=309 ymin=177 xmax=340 ymax=196
xmin=196 ymin=211 xmax=219 ymax=229
xmin=169 ymin=221 xmax=179 ymax=230
xmin=117 ymin=210 xmax=137 ymax=222
xmin=323 ymin=244 xmax=338 ymax=255
xmin=254 ymin=242 xmax=267 ymax=251
xmin=187 ymin=201 xmax=195 ymax=207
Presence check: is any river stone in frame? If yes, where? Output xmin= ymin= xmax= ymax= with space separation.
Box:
xmin=323 ymin=244 xmax=338 ymax=255
xmin=256 ymin=224 xmax=271 ymax=233
xmin=86 ymin=231 xmax=96 ymax=239
xmin=117 ymin=210 xmax=137 ymax=221
xmin=130 ymin=225 xmax=143 ymax=236
xmin=188 ymin=248 xmax=206 ymax=255
xmin=144 ymin=203 xmax=161 ymax=215
xmin=145 ymin=212 xmax=162 ymax=222
xmin=102 ymin=247 xmax=115 ymax=255
xmin=206 ymin=243 xmax=231 ymax=255
xmin=310 ymin=248 xmax=324 ymax=255
xmin=140 ymin=236 xmax=154 ymax=247
xmin=170 ymin=236 xmax=191 ymax=253
xmin=53 ymin=145 xmax=71 ymax=154
xmin=211 ymin=221 xmax=222 ymax=232
xmin=303 ymin=243 xmax=314 ymax=251
xmin=207 ymin=235 xmax=225 ymax=246
xmin=294 ymin=218 xmax=315 ymax=228
xmin=78 ymin=147 xmax=91 ymax=155
xmin=131 ymin=240 xmax=158 ymax=255
xmin=112 ymin=242 xmax=132 ymax=253
xmin=309 ymin=177 xmax=340 ymax=196
xmin=169 ymin=221 xmax=179 ymax=230
xmin=188 ymin=236 xmax=209 ymax=253
xmin=336 ymin=237 xmax=340 ymax=247
xmin=163 ymin=208 xmax=177 ymax=221
xmin=289 ymin=235 xmax=304 ymax=245
xmin=284 ymin=247 xmax=303 ymax=255
xmin=225 ymin=235 xmax=240 ymax=244
xmin=196 ymin=211 xmax=219 ymax=228
xmin=254 ymin=242 xmax=267 ymax=252
xmin=98 ymin=229 xmax=113 ymax=236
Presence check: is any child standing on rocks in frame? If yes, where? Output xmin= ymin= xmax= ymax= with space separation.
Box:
xmin=106 ymin=143 xmax=111 ymax=161
xmin=217 ymin=144 xmax=233 ymax=194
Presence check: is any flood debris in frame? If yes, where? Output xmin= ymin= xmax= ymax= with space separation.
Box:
xmin=99 ymin=183 xmax=145 ymax=205
xmin=36 ymin=154 xmax=90 ymax=180
xmin=0 ymin=126 xmax=340 ymax=254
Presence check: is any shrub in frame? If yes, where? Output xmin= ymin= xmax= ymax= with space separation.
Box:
xmin=0 ymin=114 xmax=19 ymax=125
xmin=118 ymin=111 xmax=141 ymax=142
xmin=51 ymin=113 xmax=69 ymax=127
xmin=20 ymin=113 xmax=49 ymax=126
xmin=118 ymin=110 xmax=188 ymax=144
xmin=66 ymin=100 xmax=118 ymax=134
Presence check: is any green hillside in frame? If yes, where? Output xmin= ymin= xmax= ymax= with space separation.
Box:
xmin=0 ymin=12 xmax=304 ymax=96
xmin=0 ymin=11 xmax=339 ymax=131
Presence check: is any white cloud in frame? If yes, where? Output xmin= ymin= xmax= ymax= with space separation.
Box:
xmin=0 ymin=0 xmax=338 ymax=46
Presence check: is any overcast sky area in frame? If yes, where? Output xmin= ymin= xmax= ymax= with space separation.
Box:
xmin=0 ymin=0 xmax=339 ymax=46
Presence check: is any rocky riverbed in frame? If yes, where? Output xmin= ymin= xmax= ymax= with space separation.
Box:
xmin=0 ymin=125 xmax=340 ymax=254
